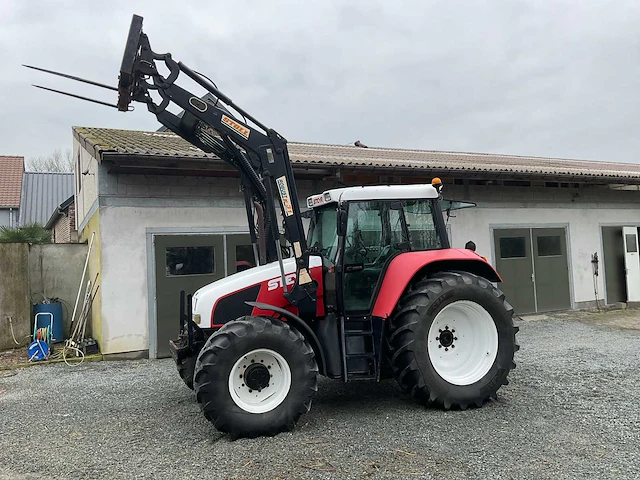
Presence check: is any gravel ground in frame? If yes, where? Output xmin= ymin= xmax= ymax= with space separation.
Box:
xmin=1 ymin=313 xmax=639 ymax=480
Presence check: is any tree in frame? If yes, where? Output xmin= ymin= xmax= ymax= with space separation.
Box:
xmin=26 ymin=148 xmax=74 ymax=173
xmin=0 ymin=224 xmax=51 ymax=243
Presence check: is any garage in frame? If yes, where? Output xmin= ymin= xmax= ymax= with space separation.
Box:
xmin=70 ymin=126 xmax=640 ymax=358
xmin=493 ymin=227 xmax=571 ymax=314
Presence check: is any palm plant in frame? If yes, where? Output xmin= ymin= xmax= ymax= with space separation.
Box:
xmin=0 ymin=223 xmax=51 ymax=243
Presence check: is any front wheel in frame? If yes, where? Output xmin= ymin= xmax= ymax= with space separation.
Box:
xmin=176 ymin=355 xmax=197 ymax=390
xmin=193 ymin=316 xmax=318 ymax=438
xmin=386 ymin=271 xmax=519 ymax=409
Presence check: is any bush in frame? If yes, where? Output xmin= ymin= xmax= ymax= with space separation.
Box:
xmin=0 ymin=224 xmax=51 ymax=243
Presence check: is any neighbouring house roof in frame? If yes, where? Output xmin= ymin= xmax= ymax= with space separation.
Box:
xmin=19 ymin=172 xmax=74 ymax=226
xmin=73 ymin=126 xmax=640 ymax=185
xmin=0 ymin=156 xmax=24 ymax=207
xmin=44 ymin=195 xmax=74 ymax=230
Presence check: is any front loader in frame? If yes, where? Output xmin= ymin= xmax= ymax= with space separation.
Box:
xmin=28 ymin=14 xmax=519 ymax=439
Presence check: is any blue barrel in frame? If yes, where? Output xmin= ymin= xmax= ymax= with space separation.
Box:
xmin=33 ymin=302 xmax=63 ymax=343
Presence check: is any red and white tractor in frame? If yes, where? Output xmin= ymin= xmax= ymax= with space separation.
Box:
xmin=30 ymin=15 xmax=519 ymax=439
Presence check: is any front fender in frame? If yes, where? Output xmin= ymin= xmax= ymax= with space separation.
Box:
xmin=371 ymin=249 xmax=502 ymax=318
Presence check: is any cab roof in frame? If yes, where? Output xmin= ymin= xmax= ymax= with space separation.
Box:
xmin=306 ymin=184 xmax=439 ymax=209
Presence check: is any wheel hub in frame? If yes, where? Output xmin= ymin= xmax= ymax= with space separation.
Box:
xmin=436 ymin=326 xmax=457 ymax=350
xmin=244 ymin=363 xmax=270 ymax=391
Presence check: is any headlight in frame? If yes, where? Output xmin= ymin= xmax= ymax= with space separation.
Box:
xmin=192 ymin=313 xmax=201 ymax=325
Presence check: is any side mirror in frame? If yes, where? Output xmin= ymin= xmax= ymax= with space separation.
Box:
xmin=337 ymin=208 xmax=348 ymax=236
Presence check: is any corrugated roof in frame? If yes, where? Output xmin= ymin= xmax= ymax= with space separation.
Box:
xmin=73 ymin=126 xmax=640 ymax=183
xmin=18 ymin=172 xmax=74 ymax=226
xmin=0 ymin=156 xmax=24 ymax=207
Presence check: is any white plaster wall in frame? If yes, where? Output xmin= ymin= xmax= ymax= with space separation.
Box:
xmin=449 ymin=204 xmax=640 ymax=307
xmin=72 ymin=139 xmax=98 ymax=225
xmin=98 ymin=204 xmax=247 ymax=354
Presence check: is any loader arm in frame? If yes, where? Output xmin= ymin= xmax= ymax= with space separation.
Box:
xmin=119 ymin=15 xmax=317 ymax=315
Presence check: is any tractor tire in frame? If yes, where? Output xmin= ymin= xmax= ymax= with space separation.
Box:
xmin=193 ymin=316 xmax=318 ymax=439
xmin=386 ymin=271 xmax=519 ymax=409
xmin=177 ymin=355 xmax=197 ymax=390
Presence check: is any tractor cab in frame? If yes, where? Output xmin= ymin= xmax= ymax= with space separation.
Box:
xmin=306 ymin=183 xmax=448 ymax=313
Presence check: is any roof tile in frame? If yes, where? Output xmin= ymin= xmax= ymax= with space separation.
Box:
xmin=0 ymin=156 xmax=24 ymax=207
xmin=73 ymin=127 xmax=640 ymax=182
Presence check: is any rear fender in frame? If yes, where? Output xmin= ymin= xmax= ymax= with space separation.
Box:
xmin=371 ymin=249 xmax=502 ymax=318
xmin=245 ymin=301 xmax=327 ymax=376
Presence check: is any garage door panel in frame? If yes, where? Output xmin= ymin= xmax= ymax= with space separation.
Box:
xmin=494 ymin=229 xmax=536 ymax=314
xmin=533 ymin=228 xmax=571 ymax=312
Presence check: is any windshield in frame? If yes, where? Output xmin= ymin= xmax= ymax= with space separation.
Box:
xmin=308 ymin=205 xmax=338 ymax=262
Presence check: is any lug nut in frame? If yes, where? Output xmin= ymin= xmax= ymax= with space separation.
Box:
xmin=454 ymin=337 xmax=458 ymax=341
xmin=445 ymin=347 xmax=449 ymax=351
xmin=451 ymin=345 xmax=455 ymax=349
xmin=439 ymin=329 xmax=442 ymax=333
xmin=438 ymin=345 xmax=442 ymax=348
xmin=451 ymin=329 xmax=455 ymax=333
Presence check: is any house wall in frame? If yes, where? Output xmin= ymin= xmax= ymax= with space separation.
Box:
xmin=0 ymin=209 xmax=9 ymax=227
xmin=73 ymin=140 xmax=99 ymax=229
xmin=78 ymin=210 xmax=101 ymax=348
xmin=0 ymin=208 xmax=18 ymax=228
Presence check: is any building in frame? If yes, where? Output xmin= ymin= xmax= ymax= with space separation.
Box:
xmin=18 ymin=172 xmax=73 ymax=226
xmin=0 ymin=156 xmax=24 ymax=227
xmin=72 ymin=126 xmax=640 ymax=359
xmin=45 ymin=195 xmax=78 ymax=243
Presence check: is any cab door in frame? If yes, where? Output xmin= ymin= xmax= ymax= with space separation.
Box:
xmin=341 ymin=201 xmax=404 ymax=313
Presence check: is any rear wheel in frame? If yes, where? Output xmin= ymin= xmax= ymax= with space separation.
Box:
xmin=386 ymin=271 xmax=519 ymax=409
xmin=193 ymin=316 xmax=318 ymax=438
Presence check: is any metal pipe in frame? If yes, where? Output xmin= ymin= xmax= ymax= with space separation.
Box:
xmin=23 ymin=64 xmax=118 ymax=91
xmin=32 ymin=85 xmax=118 ymax=109
xmin=70 ymin=232 xmax=95 ymax=326
xmin=177 ymin=61 xmax=269 ymax=132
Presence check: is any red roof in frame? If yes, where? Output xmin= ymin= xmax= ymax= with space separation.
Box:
xmin=0 ymin=156 xmax=24 ymax=207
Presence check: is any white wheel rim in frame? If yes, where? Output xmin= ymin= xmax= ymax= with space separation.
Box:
xmin=428 ymin=300 xmax=498 ymax=386
xmin=228 ymin=348 xmax=291 ymax=414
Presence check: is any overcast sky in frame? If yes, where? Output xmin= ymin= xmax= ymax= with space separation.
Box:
xmin=1 ymin=0 xmax=640 ymax=163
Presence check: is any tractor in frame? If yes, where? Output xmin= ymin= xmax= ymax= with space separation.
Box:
xmin=29 ymin=15 xmax=519 ymax=439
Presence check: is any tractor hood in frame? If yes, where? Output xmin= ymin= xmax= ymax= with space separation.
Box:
xmin=192 ymin=256 xmax=323 ymax=329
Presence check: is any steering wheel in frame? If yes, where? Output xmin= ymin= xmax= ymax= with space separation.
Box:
xmin=345 ymin=236 xmax=369 ymax=263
